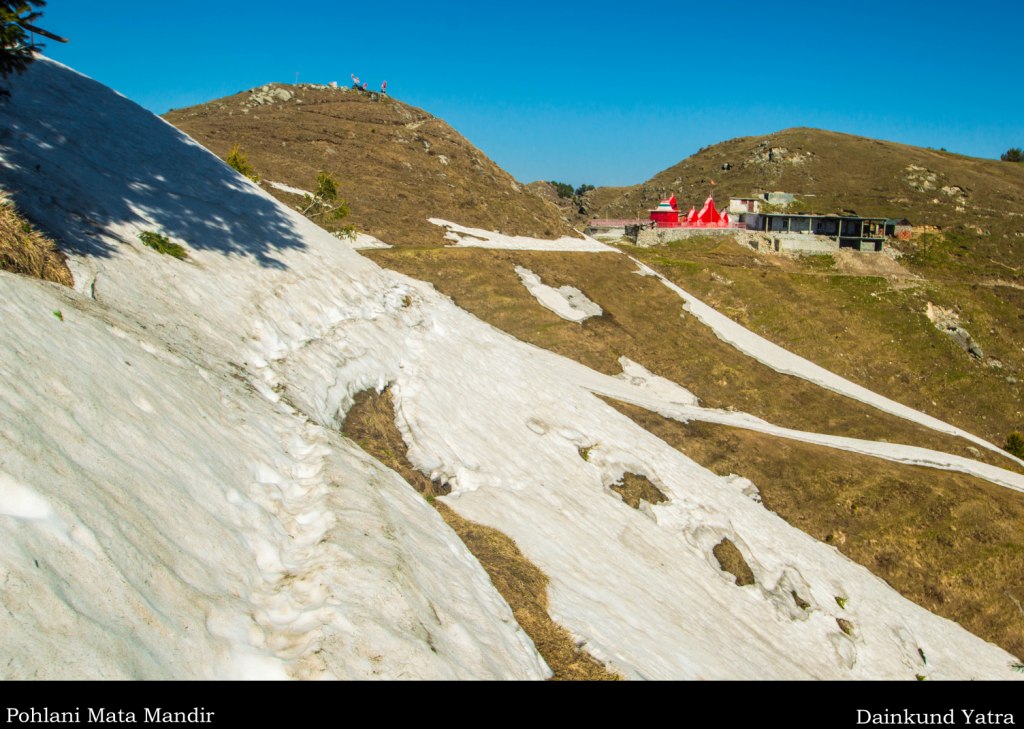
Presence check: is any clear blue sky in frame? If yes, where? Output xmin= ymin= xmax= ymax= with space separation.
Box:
xmin=39 ymin=0 xmax=1023 ymax=187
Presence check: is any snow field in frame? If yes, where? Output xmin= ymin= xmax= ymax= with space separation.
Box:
xmin=0 ymin=58 xmax=1020 ymax=680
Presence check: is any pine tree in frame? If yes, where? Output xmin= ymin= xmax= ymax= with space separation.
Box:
xmin=297 ymin=171 xmax=354 ymax=238
xmin=300 ymin=171 xmax=349 ymax=222
xmin=1 ymin=1 xmax=47 ymax=81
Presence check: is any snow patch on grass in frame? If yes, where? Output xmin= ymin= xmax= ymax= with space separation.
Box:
xmin=430 ymin=218 xmax=616 ymax=252
xmin=266 ymin=180 xmax=313 ymax=197
xmin=632 ymin=257 xmax=1021 ymax=466
xmin=515 ymin=265 xmax=602 ymax=322
xmin=614 ymin=356 xmax=699 ymax=407
xmin=350 ymin=232 xmax=391 ymax=250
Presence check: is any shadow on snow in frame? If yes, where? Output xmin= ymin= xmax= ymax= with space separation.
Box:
xmin=0 ymin=58 xmax=306 ymax=268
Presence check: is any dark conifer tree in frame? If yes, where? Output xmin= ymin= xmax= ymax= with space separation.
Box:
xmin=1 ymin=1 xmax=48 ymax=82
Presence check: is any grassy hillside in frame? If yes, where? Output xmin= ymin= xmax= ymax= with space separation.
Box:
xmin=595 ymin=127 xmax=1024 ymax=278
xmin=165 ymin=84 xmax=577 ymax=246
xmin=624 ymin=236 xmax=1024 ymax=450
xmin=581 ymin=129 xmax=1024 ymax=450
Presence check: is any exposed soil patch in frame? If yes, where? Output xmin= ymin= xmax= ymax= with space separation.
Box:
xmin=712 ymin=538 xmax=756 ymax=586
xmin=341 ymin=387 xmax=448 ymax=497
xmin=609 ymin=472 xmax=667 ymax=509
xmin=433 ymin=502 xmax=617 ymax=681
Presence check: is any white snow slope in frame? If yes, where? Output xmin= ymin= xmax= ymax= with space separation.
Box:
xmin=0 ymin=59 xmax=1021 ymax=680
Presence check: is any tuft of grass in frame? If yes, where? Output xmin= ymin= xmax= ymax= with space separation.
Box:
xmin=52 ymin=310 xmax=63 ymax=321
xmin=0 ymin=200 xmax=73 ymax=286
xmin=138 ymin=230 xmax=187 ymax=259
xmin=836 ymin=617 xmax=855 ymax=636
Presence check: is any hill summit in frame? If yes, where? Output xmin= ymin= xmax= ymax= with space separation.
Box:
xmin=164 ymin=83 xmax=577 ymax=246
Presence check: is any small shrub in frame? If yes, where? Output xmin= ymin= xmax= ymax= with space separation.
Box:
xmin=575 ymin=183 xmax=595 ymax=196
xmin=225 ymin=144 xmax=259 ymax=182
xmin=299 ymin=171 xmax=353 ymax=234
xmin=1000 ymin=148 xmax=1023 ymax=163
xmin=1005 ymin=432 xmax=1024 ymax=459
xmin=835 ymin=596 xmax=848 ymax=609
xmin=138 ymin=230 xmax=187 ymax=259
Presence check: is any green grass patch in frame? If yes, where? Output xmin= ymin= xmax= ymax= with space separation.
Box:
xmin=138 ymin=231 xmax=187 ymax=259
xmin=649 ymin=256 xmax=702 ymax=274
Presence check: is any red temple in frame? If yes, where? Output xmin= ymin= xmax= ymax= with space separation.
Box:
xmin=650 ymin=193 xmax=731 ymax=228
xmin=649 ymin=194 xmax=680 ymax=226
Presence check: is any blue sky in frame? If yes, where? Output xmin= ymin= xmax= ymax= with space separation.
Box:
xmin=39 ymin=0 xmax=1023 ymax=186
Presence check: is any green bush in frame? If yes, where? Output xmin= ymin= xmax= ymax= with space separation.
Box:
xmin=1004 ymin=431 xmax=1024 ymax=458
xmin=575 ymin=183 xmax=595 ymax=196
xmin=138 ymin=230 xmax=187 ymax=259
xmin=1000 ymin=148 xmax=1023 ymax=163
xmin=226 ymin=144 xmax=259 ymax=182
xmin=549 ymin=181 xmax=574 ymax=199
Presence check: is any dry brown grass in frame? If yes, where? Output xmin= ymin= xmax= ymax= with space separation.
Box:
xmin=366 ymin=246 xmax=1018 ymax=471
xmin=628 ymin=236 xmax=1024 ymax=454
xmin=341 ymin=387 xmax=449 ymax=497
xmin=341 ymin=386 xmax=617 ymax=680
xmin=0 ymin=200 xmax=72 ymax=286
xmin=606 ymin=398 xmax=1024 ymax=660
xmin=432 ymin=502 xmax=617 ymax=680
xmin=165 ymin=86 xmax=575 ymax=246
xmin=712 ymin=538 xmax=755 ymax=587
xmin=593 ymin=127 xmax=1024 ymax=280
xmin=609 ymin=472 xmax=667 ymax=510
